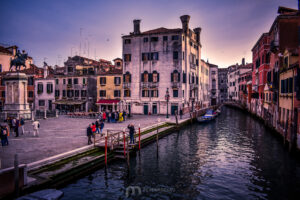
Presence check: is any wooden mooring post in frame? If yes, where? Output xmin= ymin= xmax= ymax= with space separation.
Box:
xmin=14 ymin=154 xmax=19 ymax=197
xmin=138 ymin=124 xmax=141 ymax=150
xmin=105 ymin=136 xmax=107 ymax=166
xmin=123 ymin=130 xmax=126 ymax=157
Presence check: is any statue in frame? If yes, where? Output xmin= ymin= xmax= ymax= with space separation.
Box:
xmin=9 ymin=50 xmax=28 ymax=71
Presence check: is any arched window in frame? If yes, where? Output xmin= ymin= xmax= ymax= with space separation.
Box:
xmin=141 ymin=71 xmax=148 ymax=82
xmin=123 ymin=71 xmax=131 ymax=83
xmin=171 ymin=70 xmax=180 ymax=83
xmin=152 ymin=71 xmax=159 ymax=83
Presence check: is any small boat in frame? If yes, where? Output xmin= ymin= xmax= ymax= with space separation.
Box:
xmin=215 ymin=108 xmax=221 ymax=115
xmin=197 ymin=109 xmax=217 ymax=123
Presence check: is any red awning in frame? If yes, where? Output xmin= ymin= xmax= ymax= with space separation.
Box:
xmin=96 ymin=99 xmax=120 ymax=104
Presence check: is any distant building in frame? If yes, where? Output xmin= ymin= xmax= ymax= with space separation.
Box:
xmin=122 ymin=15 xmax=202 ymax=115
xmin=238 ymin=70 xmax=252 ymax=104
xmin=208 ymin=63 xmax=218 ymax=105
xmin=218 ymin=68 xmax=228 ymax=103
xmin=200 ymin=60 xmax=210 ymax=108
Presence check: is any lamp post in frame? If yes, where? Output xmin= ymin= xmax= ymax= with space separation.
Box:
xmin=165 ymin=88 xmax=170 ymax=118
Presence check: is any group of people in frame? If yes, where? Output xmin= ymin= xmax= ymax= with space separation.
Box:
xmin=98 ymin=110 xmax=128 ymax=123
xmin=86 ymin=119 xmax=105 ymax=145
xmin=5 ymin=117 xmax=25 ymax=137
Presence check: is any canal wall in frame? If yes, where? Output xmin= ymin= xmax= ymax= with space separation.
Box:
xmin=1 ymin=106 xmax=216 ymax=199
xmin=224 ymin=102 xmax=300 ymax=153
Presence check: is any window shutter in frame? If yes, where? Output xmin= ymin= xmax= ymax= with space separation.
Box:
xmin=149 ymin=73 xmax=153 ymax=82
xmin=141 ymin=73 xmax=144 ymax=82
xmin=281 ymin=80 xmax=284 ymax=93
xmin=129 ymin=74 xmax=131 ymax=83
xmin=157 ymin=73 xmax=160 ymax=82
xmin=296 ymin=68 xmax=300 ymax=99
xmin=178 ymin=73 xmax=181 ymax=82
xmin=123 ymin=74 xmax=125 ymax=82
xmin=171 ymin=73 xmax=174 ymax=82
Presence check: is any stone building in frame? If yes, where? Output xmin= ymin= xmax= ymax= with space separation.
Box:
xmin=200 ymin=60 xmax=210 ymax=108
xmin=122 ymin=15 xmax=202 ymax=115
xmin=218 ymin=68 xmax=228 ymax=103
xmin=208 ymin=63 xmax=218 ymax=105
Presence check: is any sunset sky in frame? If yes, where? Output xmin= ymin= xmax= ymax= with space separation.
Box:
xmin=0 ymin=0 xmax=298 ymax=68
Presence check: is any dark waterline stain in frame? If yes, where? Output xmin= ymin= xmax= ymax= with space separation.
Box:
xmin=61 ymin=107 xmax=300 ymax=200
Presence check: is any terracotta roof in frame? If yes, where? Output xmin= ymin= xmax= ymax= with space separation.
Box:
xmin=142 ymin=27 xmax=182 ymax=35
xmin=277 ymin=6 xmax=298 ymax=14
xmin=0 ymin=46 xmax=12 ymax=55
xmin=97 ymin=67 xmax=122 ymax=75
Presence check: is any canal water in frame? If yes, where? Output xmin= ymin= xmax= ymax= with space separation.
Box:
xmin=61 ymin=107 xmax=300 ymax=200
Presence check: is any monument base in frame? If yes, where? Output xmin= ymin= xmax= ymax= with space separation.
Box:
xmin=2 ymin=72 xmax=32 ymax=120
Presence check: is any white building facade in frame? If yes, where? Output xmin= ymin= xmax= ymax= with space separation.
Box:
xmin=122 ymin=15 xmax=202 ymax=115
xmin=208 ymin=63 xmax=219 ymax=105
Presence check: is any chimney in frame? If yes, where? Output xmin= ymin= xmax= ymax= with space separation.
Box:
xmin=133 ymin=19 xmax=141 ymax=34
xmin=242 ymin=58 xmax=245 ymax=66
xmin=43 ymin=65 xmax=48 ymax=79
xmin=193 ymin=27 xmax=202 ymax=44
xmin=180 ymin=15 xmax=190 ymax=34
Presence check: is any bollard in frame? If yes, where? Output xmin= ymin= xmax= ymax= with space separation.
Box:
xmin=14 ymin=154 xmax=19 ymax=197
xmin=123 ymin=131 xmax=126 ymax=157
xmin=105 ymin=136 xmax=107 ymax=166
xmin=138 ymin=124 xmax=141 ymax=150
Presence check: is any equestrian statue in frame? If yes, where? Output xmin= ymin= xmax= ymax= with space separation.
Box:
xmin=9 ymin=50 xmax=28 ymax=71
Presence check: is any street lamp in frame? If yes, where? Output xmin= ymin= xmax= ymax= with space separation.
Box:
xmin=165 ymin=88 xmax=170 ymax=118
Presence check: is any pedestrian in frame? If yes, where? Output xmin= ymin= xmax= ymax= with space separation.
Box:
xmin=115 ymin=111 xmax=119 ymax=122
xmin=127 ymin=123 xmax=135 ymax=144
xmin=32 ymin=120 xmax=40 ymax=137
xmin=12 ymin=118 xmax=16 ymax=134
xmin=86 ymin=124 xmax=93 ymax=145
xmin=123 ymin=110 xmax=126 ymax=121
xmin=100 ymin=120 xmax=104 ymax=136
xmin=91 ymin=123 xmax=96 ymax=134
xmin=108 ymin=111 xmax=111 ymax=123
xmin=180 ymin=108 xmax=183 ymax=119
xmin=0 ymin=125 xmax=9 ymax=146
xmin=95 ymin=119 xmax=100 ymax=134
xmin=119 ymin=111 xmax=123 ymax=122
xmin=15 ymin=118 xmax=20 ymax=137
xmin=111 ymin=112 xmax=115 ymax=123
xmin=102 ymin=112 xmax=106 ymax=122
xmin=20 ymin=117 xmax=25 ymax=135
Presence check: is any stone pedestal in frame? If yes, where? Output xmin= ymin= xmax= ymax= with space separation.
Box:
xmin=3 ymin=72 xmax=31 ymax=119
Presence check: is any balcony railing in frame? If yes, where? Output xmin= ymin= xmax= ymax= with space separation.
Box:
xmin=149 ymin=82 xmax=159 ymax=88
xmin=123 ymin=82 xmax=131 ymax=88
xmin=172 ymin=82 xmax=180 ymax=88
xmin=190 ymin=83 xmax=198 ymax=90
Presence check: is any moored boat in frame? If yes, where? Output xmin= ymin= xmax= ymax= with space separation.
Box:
xmin=197 ymin=109 xmax=217 ymax=123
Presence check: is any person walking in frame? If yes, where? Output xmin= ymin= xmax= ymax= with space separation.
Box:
xmin=102 ymin=112 xmax=106 ymax=122
xmin=20 ymin=117 xmax=25 ymax=135
xmin=32 ymin=120 xmax=40 ymax=137
xmin=0 ymin=125 xmax=9 ymax=146
xmin=11 ymin=118 xmax=16 ymax=135
xmin=123 ymin=110 xmax=126 ymax=121
xmin=95 ymin=119 xmax=100 ymax=134
xmin=15 ymin=118 xmax=20 ymax=137
xmin=100 ymin=120 xmax=104 ymax=136
xmin=127 ymin=124 xmax=135 ymax=144
xmin=86 ymin=124 xmax=93 ymax=145
xmin=111 ymin=112 xmax=115 ymax=123
xmin=119 ymin=112 xmax=123 ymax=122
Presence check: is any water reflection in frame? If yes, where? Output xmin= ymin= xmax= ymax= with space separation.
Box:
xmin=61 ymin=107 xmax=300 ymax=200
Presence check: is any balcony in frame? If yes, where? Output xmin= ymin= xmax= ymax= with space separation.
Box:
xmin=190 ymin=83 xmax=198 ymax=90
xmin=149 ymin=82 xmax=159 ymax=88
xmin=172 ymin=82 xmax=180 ymax=88
xmin=67 ymin=84 xmax=72 ymax=89
xmin=141 ymin=82 xmax=149 ymax=88
xmin=123 ymin=82 xmax=131 ymax=88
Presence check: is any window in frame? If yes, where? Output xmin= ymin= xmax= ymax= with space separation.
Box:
xmin=100 ymin=77 xmax=106 ymax=85
xmin=172 ymin=35 xmax=179 ymax=40
xmin=68 ymin=67 xmax=73 ymax=73
xmin=63 ymin=79 xmax=66 ymax=84
xmin=142 ymin=90 xmax=149 ymax=97
xmin=55 ymin=79 xmax=59 ymax=84
xmin=173 ymin=51 xmax=178 ymax=60
xmin=182 ymin=52 xmax=185 ymax=60
xmin=81 ymin=90 xmax=87 ymax=97
xmin=171 ymin=70 xmax=180 ymax=82
xmin=152 ymin=71 xmax=159 ymax=83
xmin=83 ymin=78 xmax=86 ymax=85
xmin=67 ymin=90 xmax=74 ymax=98
xmin=173 ymin=89 xmax=178 ymax=97
xmin=124 ymin=72 xmax=131 ymax=83
xmin=68 ymin=78 xmax=72 ymax=85
xmin=150 ymin=52 xmax=159 ymax=60
xmin=183 ymin=72 xmax=186 ymax=83
xmin=288 ymin=77 xmax=293 ymax=93
xmin=99 ymin=90 xmax=106 ymax=97
xmin=284 ymin=57 xmax=288 ymax=67
xmin=142 ymin=71 xmax=149 ymax=82
xmin=163 ymin=36 xmax=168 ymax=41
xmin=55 ymin=90 xmax=60 ymax=97
xmin=1 ymin=91 xmax=5 ymax=98
xmin=182 ymin=36 xmax=185 ymax=41
xmin=37 ymin=83 xmax=43 ymax=94
xmin=124 ymin=54 xmax=131 ymax=62
xmin=75 ymin=90 xmax=79 ymax=97
xmin=114 ymin=77 xmax=121 ymax=85
xmin=142 ymin=53 xmax=150 ymax=61
xmin=63 ymin=90 xmax=66 ymax=97
xmin=114 ymin=90 xmax=121 ymax=97
xmin=28 ymin=91 xmax=33 ymax=98
xmin=39 ymin=100 xmax=45 ymax=106
xmin=0 ymin=64 xmax=2 ymax=72
xmin=150 ymin=37 xmax=158 ymax=42
xmin=74 ymin=78 xmax=78 ymax=84
xmin=124 ymin=89 xmax=131 ymax=97
xmin=151 ymin=90 xmax=159 ymax=97
xmin=143 ymin=37 xmax=148 ymax=42
xmin=124 ymin=39 xmax=131 ymax=44
xmin=212 ymin=71 xmax=216 ymax=75
xmin=46 ymin=83 xmax=53 ymax=93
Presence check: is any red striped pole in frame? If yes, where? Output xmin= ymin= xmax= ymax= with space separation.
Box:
xmin=105 ymin=136 xmax=107 ymax=165
xmin=139 ymin=124 xmax=141 ymax=150
xmin=123 ymin=131 xmax=126 ymax=157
